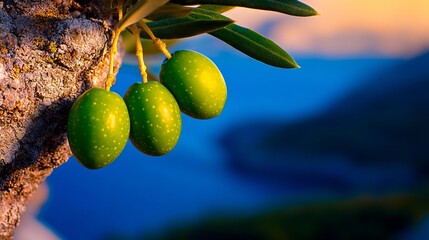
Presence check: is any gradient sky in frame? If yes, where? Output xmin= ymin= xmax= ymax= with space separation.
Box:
xmin=225 ymin=0 xmax=429 ymax=58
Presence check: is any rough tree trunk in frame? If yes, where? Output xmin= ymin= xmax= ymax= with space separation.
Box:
xmin=0 ymin=1 xmax=120 ymax=238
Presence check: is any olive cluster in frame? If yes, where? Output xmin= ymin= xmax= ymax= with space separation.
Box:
xmin=67 ymin=50 xmax=227 ymax=169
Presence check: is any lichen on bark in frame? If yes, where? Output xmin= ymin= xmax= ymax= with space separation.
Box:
xmin=0 ymin=0 xmax=120 ymax=238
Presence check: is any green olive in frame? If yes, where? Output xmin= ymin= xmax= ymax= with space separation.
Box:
xmin=67 ymin=88 xmax=130 ymax=169
xmin=160 ymin=50 xmax=227 ymax=119
xmin=124 ymin=81 xmax=181 ymax=156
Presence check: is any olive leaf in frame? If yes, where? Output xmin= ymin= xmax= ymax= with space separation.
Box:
xmin=198 ymin=5 xmax=298 ymax=68
xmin=171 ymin=0 xmax=318 ymax=16
xmin=117 ymin=0 xmax=170 ymax=31
xmin=145 ymin=3 xmax=193 ymax=20
xmin=209 ymin=24 xmax=298 ymax=68
xmin=198 ymin=4 xmax=235 ymax=13
xmin=139 ymin=8 xmax=234 ymax=39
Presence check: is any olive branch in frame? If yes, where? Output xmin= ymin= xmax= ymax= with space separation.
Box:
xmin=105 ymin=0 xmax=318 ymax=89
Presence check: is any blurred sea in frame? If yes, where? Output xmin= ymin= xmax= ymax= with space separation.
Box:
xmin=38 ymin=39 xmax=427 ymax=239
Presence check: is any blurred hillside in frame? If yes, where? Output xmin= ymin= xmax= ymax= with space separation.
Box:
xmin=118 ymin=193 xmax=429 ymax=240
xmin=220 ymin=51 xmax=429 ymax=191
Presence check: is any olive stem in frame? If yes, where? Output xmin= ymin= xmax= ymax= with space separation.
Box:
xmin=105 ymin=4 xmax=124 ymax=91
xmin=113 ymin=0 xmax=123 ymax=20
xmin=105 ymin=29 xmax=121 ymax=92
xmin=138 ymin=20 xmax=172 ymax=59
xmin=118 ymin=6 xmax=123 ymax=21
xmin=129 ymin=25 xmax=148 ymax=83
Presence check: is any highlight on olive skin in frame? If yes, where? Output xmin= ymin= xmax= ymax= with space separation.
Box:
xmin=124 ymin=81 xmax=182 ymax=156
xmin=160 ymin=50 xmax=227 ymax=120
xmin=67 ymin=88 xmax=130 ymax=169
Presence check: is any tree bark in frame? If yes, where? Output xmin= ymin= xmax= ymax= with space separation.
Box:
xmin=0 ymin=1 xmax=120 ymax=238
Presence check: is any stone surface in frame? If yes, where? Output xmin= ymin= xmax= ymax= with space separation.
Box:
xmin=0 ymin=1 xmax=120 ymax=238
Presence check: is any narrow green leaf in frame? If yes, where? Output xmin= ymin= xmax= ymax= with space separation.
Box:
xmin=171 ymin=0 xmax=318 ymax=16
xmin=198 ymin=4 xmax=235 ymax=13
xmin=145 ymin=3 xmax=193 ymax=20
xmin=210 ymin=24 xmax=298 ymax=68
xmin=118 ymin=0 xmax=169 ymax=31
xmin=139 ymin=8 xmax=234 ymax=39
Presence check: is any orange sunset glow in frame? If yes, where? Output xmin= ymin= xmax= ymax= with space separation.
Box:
xmin=225 ymin=0 xmax=429 ymax=57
